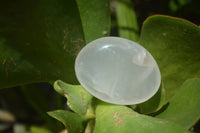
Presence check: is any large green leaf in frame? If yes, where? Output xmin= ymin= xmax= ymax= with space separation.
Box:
xmin=139 ymin=15 xmax=200 ymax=101
xmin=156 ymin=78 xmax=200 ymax=129
xmin=116 ymin=0 xmax=139 ymax=41
xmin=93 ymin=101 xmax=190 ymax=133
xmin=0 ymin=0 xmax=110 ymax=89
xmin=76 ymin=0 xmax=110 ymax=44
xmin=48 ymin=110 xmax=86 ymax=133
xmin=0 ymin=0 xmax=84 ymax=88
xmin=138 ymin=82 xmax=166 ymax=114
xmin=54 ymin=80 xmax=93 ymax=116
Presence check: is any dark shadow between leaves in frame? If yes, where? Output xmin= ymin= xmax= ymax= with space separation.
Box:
xmin=150 ymin=102 xmax=170 ymax=117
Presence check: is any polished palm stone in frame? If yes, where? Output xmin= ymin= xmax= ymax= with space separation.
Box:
xmin=75 ymin=37 xmax=161 ymax=105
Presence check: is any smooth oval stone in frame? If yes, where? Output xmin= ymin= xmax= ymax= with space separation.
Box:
xmin=75 ymin=37 xmax=161 ymax=105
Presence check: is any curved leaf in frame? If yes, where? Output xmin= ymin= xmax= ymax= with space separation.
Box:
xmin=48 ymin=110 xmax=85 ymax=133
xmin=93 ymin=101 xmax=190 ymax=133
xmin=54 ymin=80 xmax=93 ymax=115
xmin=139 ymin=15 xmax=200 ymax=101
xmin=156 ymin=78 xmax=200 ymax=129
xmin=0 ymin=0 xmax=111 ymax=89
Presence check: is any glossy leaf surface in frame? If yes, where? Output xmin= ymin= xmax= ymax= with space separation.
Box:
xmin=93 ymin=101 xmax=190 ymax=133
xmin=139 ymin=15 xmax=200 ymax=101
xmin=156 ymin=78 xmax=200 ymax=129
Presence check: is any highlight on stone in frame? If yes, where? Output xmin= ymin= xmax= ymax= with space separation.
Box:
xmin=75 ymin=37 xmax=161 ymax=105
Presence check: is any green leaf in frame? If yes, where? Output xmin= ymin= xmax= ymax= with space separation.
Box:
xmin=139 ymin=15 xmax=200 ymax=101
xmin=76 ymin=0 xmax=110 ymax=44
xmin=138 ymin=82 xmax=166 ymax=114
xmin=54 ymin=80 xmax=93 ymax=115
xmin=48 ymin=110 xmax=85 ymax=133
xmin=93 ymin=101 xmax=190 ymax=133
xmin=116 ymin=0 xmax=139 ymax=41
xmin=0 ymin=0 xmax=84 ymax=88
xmin=156 ymin=78 xmax=200 ymax=129
xmin=0 ymin=0 xmax=110 ymax=89
xmin=30 ymin=126 xmax=53 ymax=133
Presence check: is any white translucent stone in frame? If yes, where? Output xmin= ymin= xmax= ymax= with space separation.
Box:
xmin=75 ymin=37 xmax=161 ymax=105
